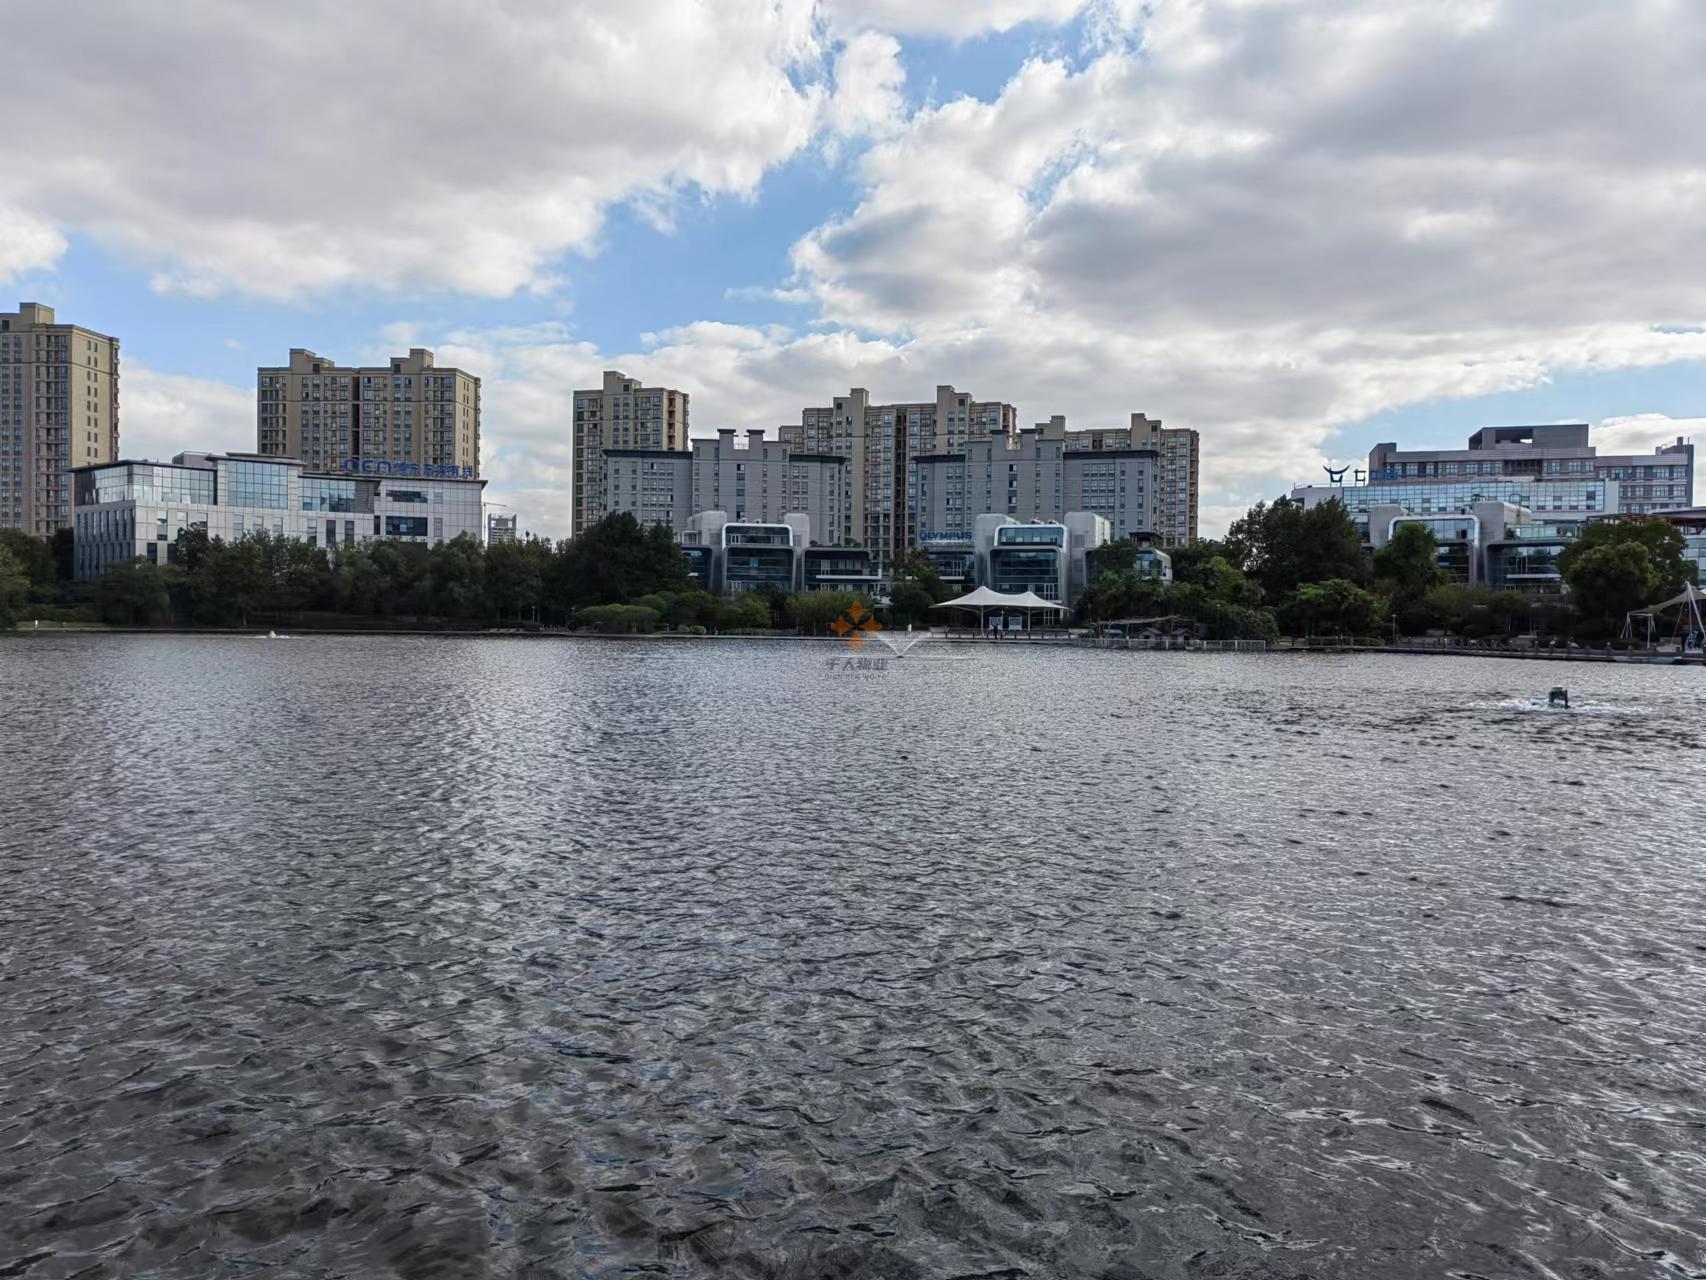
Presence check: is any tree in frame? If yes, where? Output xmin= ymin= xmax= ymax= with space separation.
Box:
xmin=886 ymin=580 xmax=938 ymax=627
xmin=789 ymin=589 xmax=868 ymax=635
xmin=1169 ymin=539 xmax=1260 ymax=603
xmin=0 ymin=529 xmax=57 ymax=589
xmin=95 ymin=560 xmax=175 ymax=625
xmin=427 ymin=534 xmax=487 ymax=619
xmin=1287 ymin=578 xmax=1385 ymax=637
xmin=1374 ymin=523 xmax=1445 ymax=624
xmin=0 ymin=545 xmax=28 ymax=628
xmin=550 ymin=513 xmax=691 ymax=610
xmin=1421 ymin=584 xmax=1531 ymax=640
xmin=1561 ymin=542 xmax=1657 ymax=632
xmin=1229 ymin=498 xmax=1370 ymax=599
xmin=48 ymin=528 xmax=74 ymax=584
xmin=892 ymin=548 xmax=953 ymax=603
xmin=1558 ymin=517 xmax=1693 ymax=608
xmin=1077 ymin=568 xmax=1166 ymax=623
xmin=486 ymin=538 xmax=549 ymax=621
xmin=715 ymin=592 xmax=772 ymax=631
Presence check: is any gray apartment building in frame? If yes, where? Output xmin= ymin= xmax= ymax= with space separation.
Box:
xmin=1367 ymin=424 xmax=1693 ymax=516
xmin=602 ymin=429 xmax=851 ymax=541
xmin=1 ymin=301 xmax=120 ymax=536
xmin=778 ymin=386 xmax=1018 ymax=568
xmin=915 ymin=417 xmax=1162 ymax=544
xmin=572 ymin=370 xmax=690 ymax=535
xmin=1059 ymin=412 xmax=1199 ymax=545
xmin=257 ymin=348 xmax=480 ymax=478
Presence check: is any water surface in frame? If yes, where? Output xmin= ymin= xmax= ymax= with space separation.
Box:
xmin=3 ymin=636 xmax=1705 ymax=1278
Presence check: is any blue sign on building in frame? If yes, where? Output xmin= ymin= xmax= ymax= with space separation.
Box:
xmin=340 ymin=457 xmax=475 ymax=479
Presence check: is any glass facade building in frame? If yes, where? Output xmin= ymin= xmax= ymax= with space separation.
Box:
xmin=72 ymin=450 xmax=486 ymax=579
xmin=1366 ymin=424 xmax=1692 ymax=516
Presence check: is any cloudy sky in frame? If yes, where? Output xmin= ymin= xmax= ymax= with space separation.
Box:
xmin=4 ymin=0 xmax=1702 ymax=537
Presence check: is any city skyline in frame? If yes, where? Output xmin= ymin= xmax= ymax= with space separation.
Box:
xmin=3 ymin=1 xmax=1702 ymax=541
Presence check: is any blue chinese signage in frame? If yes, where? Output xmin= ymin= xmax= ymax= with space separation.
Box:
xmin=341 ymin=457 xmax=475 ymax=479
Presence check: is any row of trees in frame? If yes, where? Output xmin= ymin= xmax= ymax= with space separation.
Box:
xmin=6 ymin=503 xmax=1695 ymax=642
xmin=1075 ymin=498 xmax=1697 ymax=643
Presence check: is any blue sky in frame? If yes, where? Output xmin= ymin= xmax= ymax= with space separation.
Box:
xmin=3 ymin=0 xmax=1701 ymax=537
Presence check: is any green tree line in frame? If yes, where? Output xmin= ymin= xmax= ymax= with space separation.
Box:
xmin=6 ymin=503 xmax=1696 ymax=643
xmin=1074 ymin=499 xmax=1697 ymax=643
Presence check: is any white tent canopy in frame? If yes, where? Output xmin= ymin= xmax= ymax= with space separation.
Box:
xmin=931 ymin=587 xmax=1070 ymax=612
xmin=1648 ymin=581 xmax=1705 ymax=614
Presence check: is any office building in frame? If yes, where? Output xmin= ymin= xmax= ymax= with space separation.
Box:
xmin=1292 ymin=478 xmax=1619 ymax=591
xmin=803 ymin=545 xmax=880 ymax=593
xmin=779 ymin=386 xmax=1018 ymax=568
xmin=1 ymin=302 xmax=120 ymax=536
xmin=72 ymin=451 xmax=485 ymax=579
xmin=1061 ymin=413 xmax=1200 ymax=545
xmin=682 ymin=511 xmax=812 ymax=594
xmin=487 ymin=513 xmax=518 ymax=545
xmin=972 ymin=513 xmax=1110 ymax=605
xmin=1652 ymin=507 xmax=1706 ymax=588
xmin=572 ymin=371 xmax=689 ymax=535
xmin=1367 ymin=425 xmax=1693 ymax=516
xmin=257 ymin=348 xmax=480 ymax=477
xmin=601 ymin=429 xmax=851 ymax=543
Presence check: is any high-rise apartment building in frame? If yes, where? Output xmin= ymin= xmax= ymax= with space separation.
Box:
xmin=601 ymin=429 xmax=851 ymax=542
xmin=257 ymin=348 xmax=480 ymax=477
xmin=916 ymin=418 xmax=1160 ymax=543
xmin=1062 ymin=413 xmax=1199 ymax=545
xmin=572 ymin=371 xmax=690 ymax=535
xmin=778 ymin=386 xmax=1018 ymax=568
xmin=0 ymin=302 xmax=120 ymax=536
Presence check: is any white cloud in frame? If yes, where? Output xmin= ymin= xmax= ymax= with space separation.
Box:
xmin=822 ymin=0 xmax=1090 ymax=39
xmin=20 ymin=0 xmax=1706 ymax=541
xmin=0 ymin=204 xmax=67 ymax=281
xmin=119 ymin=366 xmax=255 ymax=462
xmin=2 ymin=1 xmax=828 ymax=300
xmin=827 ymin=31 xmax=908 ymax=141
xmin=772 ymin=0 xmax=1706 ymax=528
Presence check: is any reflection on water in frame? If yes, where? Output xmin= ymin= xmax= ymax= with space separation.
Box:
xmin=2 ymin=636 xmax=1705 ymax=1279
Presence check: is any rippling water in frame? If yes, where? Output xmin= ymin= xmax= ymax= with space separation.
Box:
xmin=3 ymin=635 xmax=1706 ymax=1279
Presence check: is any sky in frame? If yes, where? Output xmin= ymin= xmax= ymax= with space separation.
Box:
xmin=3 ymin=0 xmax=1703 ymax=540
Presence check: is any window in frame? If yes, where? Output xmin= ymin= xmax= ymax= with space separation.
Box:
xmin=385 ymin=515 xmax=428 ymax=537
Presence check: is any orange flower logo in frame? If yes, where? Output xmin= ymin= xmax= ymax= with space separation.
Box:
xmin=830 ymin=603 xmax=883 ymax=651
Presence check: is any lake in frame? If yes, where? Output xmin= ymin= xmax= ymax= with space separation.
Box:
xmin=2 ymin=635 xmax=1704 ymax=1279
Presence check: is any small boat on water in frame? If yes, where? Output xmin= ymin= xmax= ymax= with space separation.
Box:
xmin=1548 ymin=687 xmax=1569 ymax=708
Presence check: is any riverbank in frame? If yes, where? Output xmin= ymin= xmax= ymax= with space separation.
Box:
xmin=7 ymin=624 xmax=1701 ymax=664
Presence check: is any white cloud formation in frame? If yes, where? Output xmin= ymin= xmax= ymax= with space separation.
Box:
xmin=827 ymin=31 xmax=908 ymax=141
xmin=822 ymin=0 xmax=1089 ymax=39
xmin=2 ymin=1 xmax=827 ymax=300
xmin=118 ymin=366 xmax=256 ymax=462
xmin=0 ymin=204 xmax=68 ymax=282
xmin=773 ymin=0 xmax=1706 ymax=525
xmin=15 ymin=0 xmax=1706 ymax=540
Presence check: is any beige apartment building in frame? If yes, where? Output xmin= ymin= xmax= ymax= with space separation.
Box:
xmin=257 ymin=348 xmax=480 ymax=476
xmin=572 ymin=370 xmax=690 ymax=535
xmin=778 ymin=386 xmax=1018 ymax=566
xmin=0 ymin=302 xmax=120 ymax=536
xmin=1063 ymin=412 xmax=1199 ymax=545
